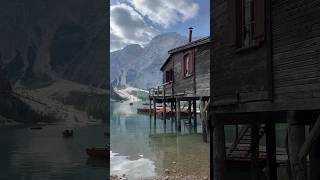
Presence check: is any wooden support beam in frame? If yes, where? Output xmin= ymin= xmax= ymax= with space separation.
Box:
xmin=210 ymin=112 xmax=214 ymax=180
xmin=153 ymin=97 xmax=156 ymax=120
xmin=310 ymin=122 xmax=320 ymax=180
xmin=163 ymin=101 xmax=166 ymax=118
xmin=193 ymin=99 xmax=197 ymax=132
xmin=176 ymin=98 xmax=181 ymax=132
xmin=212 ymin=114 xmax=226 ymax=180
xmin=298 ymin=114 xmax=320 ymax=161
xmin=251 ymin=123 xmax=260 ymax=180
xmin=171 ymin=102 xmax=174 ymax=116
xmin=188 ymin=100 xmax=192 ymax=124
xmin=287 ymin=111 xmax=307 ymax=180
xmin=266 ymin=120 xmax=277 ymax=180
xmin=200 ymin=97 xmax=208 ymax=142
xmin=149 ymin=98 xmax=152 ymax=117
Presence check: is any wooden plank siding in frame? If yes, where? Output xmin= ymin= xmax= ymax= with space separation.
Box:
xmin=211 ymin=0 xmax=320 ymax=112
xmin=211 ymin=0 xmax=272 ymax=106
xmin=160 ymin=39 xmax=210 ymax=98
xmin=272 ymin=0 xmax=320 ymax=105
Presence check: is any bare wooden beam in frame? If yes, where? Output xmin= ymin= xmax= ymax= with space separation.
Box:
xmin=149 ymin=98 xmax=152 ymax=117
xmin=153 ymin=97 xmax=156 ymax=120
xmin=287 ymin=110 xmax=307 ymax=180
xmin=298 ymin=114 xmax=320 ymax=161
xmin=193 ymin=99 xmax=197 ymax=133
xmin=176 ymin=98 xmax=181 ymax=132
xmin=200 ymin=97 xmax=208 ymax=142
xmin=266 ymin=120 xmax=277 ymax=180
xmin=310 ymin=127 xmax=320 ymax=180
xmin=251 ymin=123 xmax=260 ymax=180
xmin=212 ymin=114 xmax=226 ymax=180
xmin=188 ymin=100 xmax=192 ymax=124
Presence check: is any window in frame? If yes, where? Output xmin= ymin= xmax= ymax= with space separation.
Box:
xmin=228 ymin=0 xmax=265 ymax=48
xmin=242 ymin=0 xmax=254 ymax=47
xmin=184 ymin=54 xmax=190 ymax=77
xmin=180 ymin=50 xmax=194 ymax=79
xmin=165 ymin=69 xmax=173 ymax=82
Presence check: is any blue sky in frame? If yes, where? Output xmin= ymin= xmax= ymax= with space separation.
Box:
xmin=110 ymin=0 xmax=210 ymax=51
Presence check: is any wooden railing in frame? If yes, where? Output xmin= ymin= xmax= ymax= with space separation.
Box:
xmin=149 ymin=82 xmax=173 ymax=98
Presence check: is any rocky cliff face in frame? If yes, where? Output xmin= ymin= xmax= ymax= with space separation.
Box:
xmin=111 ymin=32 xmax=188 ymax=89
xmin=0 ymin=68 xmax=43 ymax=123
xmin=0 ymin=0 xmax=108 ymax=88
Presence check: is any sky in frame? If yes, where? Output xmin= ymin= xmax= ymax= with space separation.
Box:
xmin=110 ymin=0 xmax=210 ymax=51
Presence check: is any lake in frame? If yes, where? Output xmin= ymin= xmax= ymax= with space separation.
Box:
xmin=0 ymin=123 xmax=107 ymax=180
xmin=110 ymin=101 xmax=210 ymax=179
xmin=110 ymin=101 xmax=291 ymax=180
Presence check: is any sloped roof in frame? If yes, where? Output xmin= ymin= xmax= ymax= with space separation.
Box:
xmin=160 ymin=36 xmax=210 ymax=71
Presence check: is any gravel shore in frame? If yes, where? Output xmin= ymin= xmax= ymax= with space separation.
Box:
xmin=110 ymin=174 xmax=209 ymax=180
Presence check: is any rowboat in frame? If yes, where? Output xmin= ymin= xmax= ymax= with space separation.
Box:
xmin=62 ymin=130 xmax=73 ymax=137
xmin=86 ymin=147 xmax=108 ymax=158
xmin=30 ymin=127 xmax=42 ymax=130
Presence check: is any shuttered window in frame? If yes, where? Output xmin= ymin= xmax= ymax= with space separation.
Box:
xmin=228 ymin=0 xmax=265 ymax=48
xmin=165 ymin=69 xmax=173 ymax=82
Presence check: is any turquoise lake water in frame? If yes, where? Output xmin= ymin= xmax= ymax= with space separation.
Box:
xmin=110 ymin=101 xmax=291 ymax=180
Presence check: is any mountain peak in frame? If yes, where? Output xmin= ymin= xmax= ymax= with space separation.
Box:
xmin=111 ymin=32 xmax=188 ymax=89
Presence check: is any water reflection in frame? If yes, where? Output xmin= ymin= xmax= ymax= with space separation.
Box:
xmin=110 ymin=102 xmax=210 ymax=179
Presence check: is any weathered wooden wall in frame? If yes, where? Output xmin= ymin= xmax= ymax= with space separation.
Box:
xmin=195 ymin=43 xmax=210 ymax=97
xmin=161 ymin=42 xmax=210 ymax=98
xmin=211 ymin=0 xmax=320 ymax=112
xmin=272 ymin=0 xmax=320 ymax=109
xmin=161 ymin=59 xmax=174 ymax=96
xmin=211 ymin=0 xmax=271 ymax=106
xmin=172 ymin=51 xmax=195 ymax=96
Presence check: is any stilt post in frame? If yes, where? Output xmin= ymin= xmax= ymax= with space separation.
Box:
xmin=309 ymin=117 xmax=320 ymax=180
xmin=287 ymin=111 xmax=307 ymax=180
xmin=266 ymin=120 xmax=277 ymax=180
xmin=212 ymin=114 xmax=226 ymax=180
xmin=176 ymin=98 xmax=181 ymax=132
xmin=193 ymin=99 xmax=197 ymax=132
xmin=200 ymin=97 xmax=208 ymax=142
xmin=251 ymin=122 xmax=260 ymax=180
xmin=153 ymin=96 xmax=156 ymax=119
xmin=188 ymin=100 xmax=192 ymax=124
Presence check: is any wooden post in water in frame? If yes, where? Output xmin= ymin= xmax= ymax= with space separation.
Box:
xmin=251 ymin=122 xmax=260 ymax=180
xmin=163 ymin=86 xmax=166 ymax=119
xmin=163 ymin=101 xmax=166 ymax=118
xmin=200 ymin=97 xmax=207 ymax=142
xmin=188 ymin=100 xmax=192 ymax=124
xmin=149 ymin=98 xmax=152 ymax=117
xmin=153 ymin=97 xmax=156 ymax=120
xmin=171 ymin=102 xmax=174 ymax=116
xmin=266 ymin=120 xmax=277 ymax=180
xmin=212 ymin=114 xmax=226 ymax=180
xmin=287 ymin=111 xmax=307 ymax=180
xmin=176 ymin=98 xmax=181 ymax=132
xmin=193 ymin=99 xmax=197 ymax=132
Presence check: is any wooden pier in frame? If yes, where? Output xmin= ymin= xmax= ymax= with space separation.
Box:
xmin=148 ymin=32 xmax=211 ymax=142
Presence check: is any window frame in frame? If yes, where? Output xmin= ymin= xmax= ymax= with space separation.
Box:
xmin=183 ymin=53 xmax=192 ymax=78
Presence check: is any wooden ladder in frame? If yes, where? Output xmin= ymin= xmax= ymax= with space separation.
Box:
xmin=227 ymin=124 xmax=266 ymax=159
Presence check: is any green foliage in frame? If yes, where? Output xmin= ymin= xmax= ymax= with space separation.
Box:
xmin=62 ymin=91 xmax=108 ymax=121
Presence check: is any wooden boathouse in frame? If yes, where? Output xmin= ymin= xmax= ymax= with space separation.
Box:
xmin=211 ymin=0 xmax=320 ymax=180
xmin=149 ymin=28 xmax=211 ymax=141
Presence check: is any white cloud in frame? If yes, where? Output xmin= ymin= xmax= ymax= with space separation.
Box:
xmin=110 ymin=3 xmax=159 ymax=51
xmin=129 ymin=0 xmax=199 ymax=28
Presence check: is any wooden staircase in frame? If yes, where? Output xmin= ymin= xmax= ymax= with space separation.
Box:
xmin=227 ymin=124 xmax=266 ymax=159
